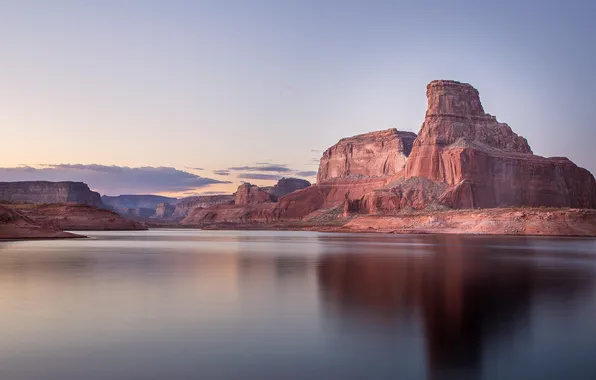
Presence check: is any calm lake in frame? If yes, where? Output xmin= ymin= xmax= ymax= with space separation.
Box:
xmin=1 ymin=230 xmax=595 ymax=380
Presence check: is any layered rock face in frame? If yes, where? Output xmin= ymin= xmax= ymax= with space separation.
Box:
xmin=0 ymin=181 xmax=102 ymax=206
xmin=318 ymin=128 xmax=417 ymax=183
xmin=405 ymin=80 xmax=596 ymax=209
xmin=234 ymin=183 xmax=276 ymax=205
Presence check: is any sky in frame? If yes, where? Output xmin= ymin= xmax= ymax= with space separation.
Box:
xmin=1 ymin=0 xmax=595 ymax=196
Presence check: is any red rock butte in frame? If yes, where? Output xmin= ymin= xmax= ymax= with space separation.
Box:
xmin=404 ymin=80 xmax=596 ymax=209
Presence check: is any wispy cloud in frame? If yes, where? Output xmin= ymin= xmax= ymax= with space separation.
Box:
xmin=185 ymin=166 xmax=204 ymax=171
xmin=295 ymin=171 xmax=317 ymax=177
xmin=213 ymin=169 xmax=231 ymax=176
xmin=228 ymin=164 xmax=292 ymax=173
xmin=0 ymin=164 xmax=230 ymax=195
xmin=237 ymin=173 xmax=283 ymax=181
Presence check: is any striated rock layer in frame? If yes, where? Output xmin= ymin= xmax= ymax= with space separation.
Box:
xmin=0 ymin=181 xmax=103 ymax=206
xmin=318 ymin=128 xmax=416 ymax=182
xmin=404 ymin=80 xmax=596 ymax=209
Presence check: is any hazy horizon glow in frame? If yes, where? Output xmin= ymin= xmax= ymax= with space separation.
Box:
xmin=1 ymin=0 xmax=595 ymax=195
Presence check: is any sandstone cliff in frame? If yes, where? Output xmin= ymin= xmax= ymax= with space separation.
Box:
xmin=318 ymin=128 xmax=416 ymax=182
xmin=0 ymin=181 xmax=103 ymax=206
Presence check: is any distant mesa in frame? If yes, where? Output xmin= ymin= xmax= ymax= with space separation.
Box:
xmin=0 ymin=181 xmax=103 ymax=207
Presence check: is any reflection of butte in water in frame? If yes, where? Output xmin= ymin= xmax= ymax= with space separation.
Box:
xmin=316 ymin=236 xmax=594 ymax=379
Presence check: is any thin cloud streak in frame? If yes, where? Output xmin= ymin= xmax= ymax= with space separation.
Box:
xmin=213 ymin=169 xmax=231 ymax=176
xmin=237 ymin=173 xmax=283 ymax=181
xmin=228 ymin=164 xmax=292 ymax=173
xmin=295 ymin=171 xmax=317 ymax=177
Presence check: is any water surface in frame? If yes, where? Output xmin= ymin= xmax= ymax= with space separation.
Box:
xmin=1 ymin=230 xmax=595 ymax=380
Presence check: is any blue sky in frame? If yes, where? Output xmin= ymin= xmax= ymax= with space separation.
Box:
xmin=1 ymin=0 xmax=594 ymax=195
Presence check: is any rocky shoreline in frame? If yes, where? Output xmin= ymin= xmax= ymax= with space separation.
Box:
xmin=0 ymin=203 xmax=146 ymax=240
xmin=179 ymin=208 xmax=596 ymax=237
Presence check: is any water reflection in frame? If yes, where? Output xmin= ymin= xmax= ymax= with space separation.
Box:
xmin=0 ymin=231 xmax=595 ymax=380
xmin=316 ymin=235 xmax=596 ymax=379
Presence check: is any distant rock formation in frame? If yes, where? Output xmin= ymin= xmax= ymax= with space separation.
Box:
xmin=181 ymin=179 xmax=311 ymax=225
xmin=171 ymin=195 xmax=234 ymax=219
xmin=0 ymin=204 xmax=79 ymax=239
xmin=154 ymin=203 xmax=176 ymax=219
xmin=317 ymin=128 xmax=416 ymax=183
xmin=269 ymin=130 xmax=417 ymax=221
xmin=262 ymin=178 xmax=311 ymax=198
xmin=404 ymin=80 xmax=596 ymax=209
xmin=0 ymin=181 xmax=103 ymax=206
xmin=101 ymin=194 xmax=177 ymax=210
xmin=14 ymin=203 xmax=146 ymax=231
xmin=234 ymin=183 xmax=276 ymax=205
xmin=1 ymin=202 xmax=145 ymax=239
